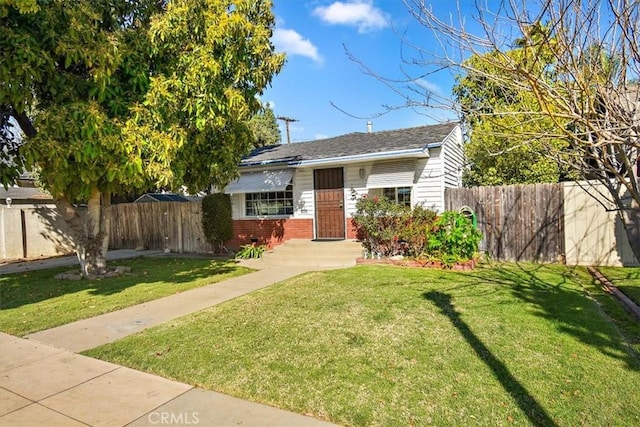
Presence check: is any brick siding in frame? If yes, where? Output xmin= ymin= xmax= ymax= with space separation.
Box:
xmin=227 ymin=218 xmax=314 ymax=249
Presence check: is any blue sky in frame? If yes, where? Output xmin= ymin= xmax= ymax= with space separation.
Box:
xmin=263 ymin=1 xmax=470 ymax=143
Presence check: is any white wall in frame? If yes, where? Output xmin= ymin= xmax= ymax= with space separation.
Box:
xmin=343 ymin=163 xmax=369 ymax=220
xmin=442 ymin=126 xmax=465 ymax=188
xmin=230 ymin=193 xmax=243 ymax=220
xmin=229 ymin=169 xmax=316 ymax=220
xmin=0 ymin=204 xmax=75 ymax=260
xmin=293 ymin=168 xmax=315 ymax=218
xmin=564 ymin=181 xmax=639 ymax=266
xmin=414 ymin=149 xmax=445 ymax=212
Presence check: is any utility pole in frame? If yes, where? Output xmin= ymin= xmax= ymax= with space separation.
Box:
xmin=277 ymin=116 xmax=298 ymax=144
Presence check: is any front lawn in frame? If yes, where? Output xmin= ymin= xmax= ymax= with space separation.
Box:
xmin=85 ymin=264 xmax=640 ymax=426
xmin=597 ymin=266 xmax=640 ymax=305
xmin=0 ymin=257 xmax=251 ymax=336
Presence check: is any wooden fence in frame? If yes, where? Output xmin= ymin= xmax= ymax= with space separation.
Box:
xmin=109 ymin=201 xmax=214 ymax=253
xmin=445 ymin=183 xmax=565 ymax=262
xmin=106 ymin=182 xmax=635 ymax=266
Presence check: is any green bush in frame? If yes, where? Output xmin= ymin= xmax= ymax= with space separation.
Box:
xmin=428 ymin=211 xmax=482 ymax=265
xmin=201 ymin=193 xmax=233 ymax=252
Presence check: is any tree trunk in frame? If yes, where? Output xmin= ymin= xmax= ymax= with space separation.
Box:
xmin=605 ymin=178 xmax=640 ymax=264
xmin=619 ymin=204 xmax=640 ymax=264
xmin=55 ymin=189 xmax=112 ymax=278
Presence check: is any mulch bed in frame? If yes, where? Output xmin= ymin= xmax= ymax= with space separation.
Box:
xmin=356 ymin=257 xmax=477 ymax=270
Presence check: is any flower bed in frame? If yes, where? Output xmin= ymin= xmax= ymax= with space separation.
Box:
xmin=356 ymin=257 xmax=477 ymax=270
xmin=351 ymin=195 xmax=483 ymax=269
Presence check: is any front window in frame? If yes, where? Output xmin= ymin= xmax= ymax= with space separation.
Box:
xmin=245 ymin=185 xmax=294 ymax=216
xmin=382 ymin=187 xmax=412 ymax=207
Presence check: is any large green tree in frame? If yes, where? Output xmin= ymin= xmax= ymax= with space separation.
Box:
xmin=454 ymin=25 xmax=570 ymax=186
xmin=0 ymin=0 xmax=284 ymax=276
xmin=248 ymin=103 xmax=281 ymax=148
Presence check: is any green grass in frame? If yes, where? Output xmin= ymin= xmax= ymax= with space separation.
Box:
xmin=85 ymin=263 xmax=640 ymax=426
xmin=0 ymin=257 xmax=252 ymax=336
xmin=597 ymin=266 xmax=640 ymax=305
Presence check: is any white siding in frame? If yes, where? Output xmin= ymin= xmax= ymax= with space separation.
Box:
xmin=366 ymin=161 xmax=416 ymax=188
xmin=229 ymin=129 xmax=462 ymax=220
xmin=346 ymin=157 xmax=447 ymax=214
xmin=293 ymin=168 xmax=315 ymax=219
xmin=344 ymin=163 xmax=369 ymax=218
xmin=230 ymin=193 xmax=243 ymax=220
xmin=442 ymin=125 xmax=465 ymax=188
xmin=414 ymin=150 xmax=445 ymax=212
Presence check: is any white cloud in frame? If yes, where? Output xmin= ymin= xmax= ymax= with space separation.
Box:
xmin=315 ymin=133 xmax=328 ymax=140
xmin=273 ymin=28 xmax=322 ymax=63
xmin=313 ymin=1 xmax=389 ymax=33
xmin=414 ymin=79 xmax=443 ymax=95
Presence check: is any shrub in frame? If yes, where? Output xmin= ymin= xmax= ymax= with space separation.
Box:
xmin=428 ymin=211 xmax=482 ymax=265
xmin=352 ymin=196 xmax=437 ymax=257
xmin=235 ymin=244 xmax=267 ymax=259
xmin=351 ymin=195 xmax=482 ymax=265
xmin=201 ymin=193 xmax=233 ymax=252
xmin=398 ymin=204 xmax=438 ymax=258
xmin=352 ymin=195 xmax=410 ymax=256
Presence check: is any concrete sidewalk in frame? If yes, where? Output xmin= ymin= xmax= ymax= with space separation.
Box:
xmin=0 ymin=333 xmax=336 ymax=426
xmin=0 ymin=242 xmax=357 ymax=426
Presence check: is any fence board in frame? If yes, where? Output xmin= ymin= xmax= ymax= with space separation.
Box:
xmin=445 ymin=183 xmax=564 ymax=262
xmin=109 ymin=201 xmax=214 ymax=254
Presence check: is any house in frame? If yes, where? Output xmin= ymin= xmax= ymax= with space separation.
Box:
xmin=222 ymin=122 xmax=465 ymax=249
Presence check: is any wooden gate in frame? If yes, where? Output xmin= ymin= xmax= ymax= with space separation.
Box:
xmin=314 ymin=168 xmax=345 ymax=239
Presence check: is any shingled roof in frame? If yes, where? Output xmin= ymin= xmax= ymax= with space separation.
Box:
xmin=241 ymin=122 xmax=458 ymax=166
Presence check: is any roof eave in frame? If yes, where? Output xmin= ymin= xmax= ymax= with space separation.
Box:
xmin=291 ymin=148 xmax=430 ymax=168
xmin=239 ymin=159 xmax=296 ymax=168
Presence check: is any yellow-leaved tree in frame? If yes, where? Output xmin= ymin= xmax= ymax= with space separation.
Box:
xmin=0 ymin=0 xmax=284 ymax=276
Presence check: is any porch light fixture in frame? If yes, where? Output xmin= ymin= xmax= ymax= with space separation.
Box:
xmin=359 ymin=168 xmax=366 ymax=179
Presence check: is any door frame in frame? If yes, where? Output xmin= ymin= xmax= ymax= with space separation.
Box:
xmin=313 ymin=167 xmax=346 ymax=240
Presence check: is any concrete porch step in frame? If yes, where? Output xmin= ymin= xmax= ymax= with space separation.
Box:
xmin=238 ymin=239 xmax=363 ymax=269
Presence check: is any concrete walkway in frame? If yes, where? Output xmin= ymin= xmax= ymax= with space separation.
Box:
xmin=25 ymin=264 xmax=313 ymax=352
xmin=0 ymin=241 xmax=360 ymax=426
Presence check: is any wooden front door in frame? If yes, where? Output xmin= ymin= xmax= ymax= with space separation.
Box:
xmin=314 ymin=168 xmax=345 ymax=239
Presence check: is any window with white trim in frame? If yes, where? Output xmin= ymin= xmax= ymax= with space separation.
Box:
xmin=382 ymin=187 xmax=412 ymax=207
xmin=245 ymin=185 xmax=294 ymax=216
